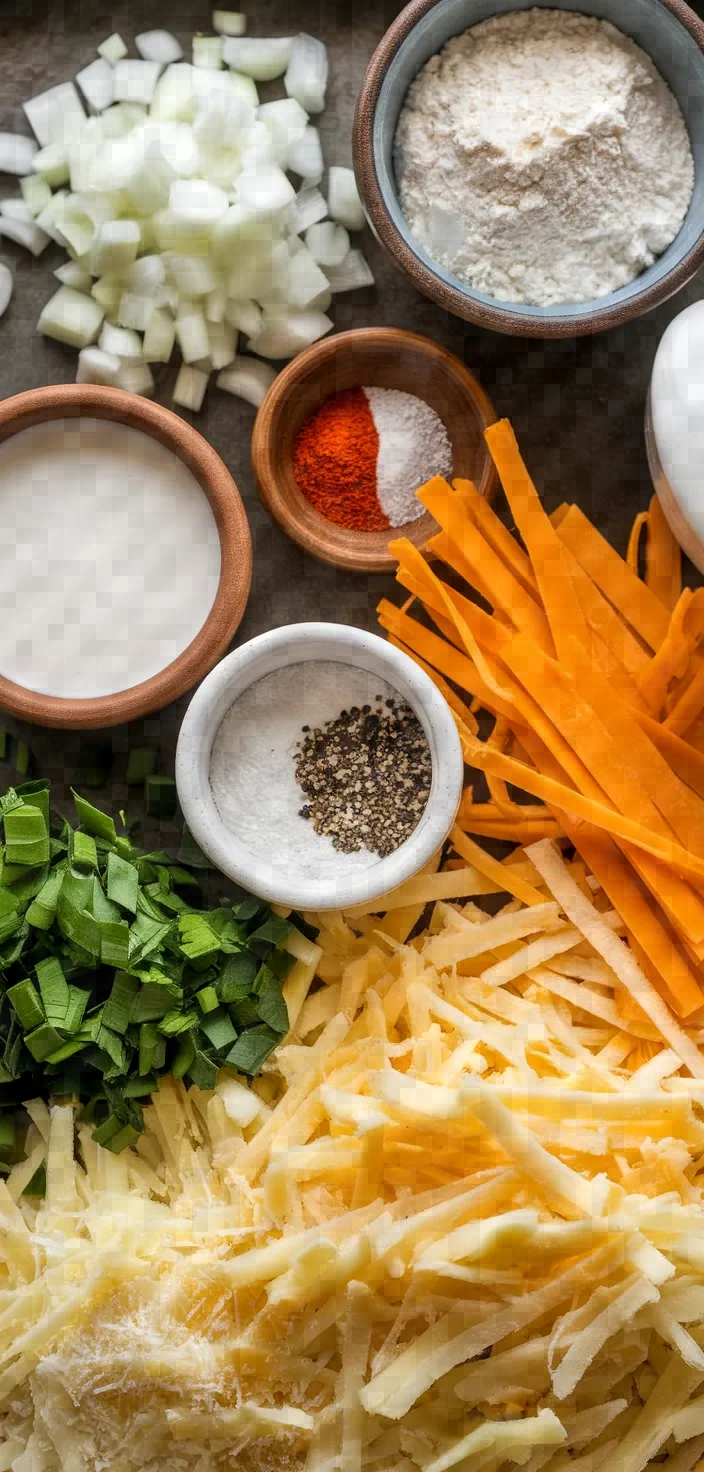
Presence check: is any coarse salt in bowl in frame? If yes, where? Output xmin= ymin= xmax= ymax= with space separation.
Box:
xmin=175 ymin=623 xmax=464 ymax=911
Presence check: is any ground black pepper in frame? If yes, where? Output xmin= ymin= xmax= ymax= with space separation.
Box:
xmin=294 ymin=695 xmax=432 ymax=858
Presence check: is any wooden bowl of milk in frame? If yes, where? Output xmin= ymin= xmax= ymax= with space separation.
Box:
xmin=0 ymin=385 xmax=251 ymax=728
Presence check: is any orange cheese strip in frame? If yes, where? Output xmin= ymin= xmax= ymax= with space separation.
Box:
xmin=633 ymin=709 xmax=704 ymax=801
xmin=500 ymin=634 xmax=704 ymax=946
xmin=378 ymin=600 xmax=492 ymax=716
xmin=452 ymin=477 xmax=539 ymax=600
xmin=637 ymin=589 xmax=698 ymax=714
xmin=382 ymin=630 xmax=480 ymax=735
xmin=562 ymin=538 xmax=650 ymax=683
xmin=555 ymin=505 xmax=670 ymax=651
xmin=627 ymin=511 xmax=649 ymax=575
xmin=646 ymin=493 xmax=682 ymax=611
xmin=550 ymin=503 xmax=571 ymax=530
xmin=449 ymin=825 xmax=547 ymax=906
xmin=484 ymin=420 xmax=597 ymax=667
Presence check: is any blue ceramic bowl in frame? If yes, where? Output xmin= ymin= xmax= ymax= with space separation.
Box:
xmin=353 ymin=0 xmax=704 ymax=337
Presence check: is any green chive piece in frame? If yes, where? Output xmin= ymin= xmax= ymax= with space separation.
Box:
xmin=266 ymin=948 xmax=296 ymax=981
xmin=126 ymin=748 xmax=159 ymax=785
xmin=249 ymin=914 xmax=292 ymax=949
xmin=71 ymin=791 xmax=117 ymax=843
xmin=100 ymin=919 xmax=130 ymax=969
xmin=196 ymin=985 xmax=219 ymax=1014
xmin=171 ymin=1030 xmax=196 ymax=1079
xmin=145 ymin=775 xmax=177 ymax=819
xmin=187 ymin=1049 xmax=218 ymax=1090
xmin=199 ymin=1008 xmax=237 ymax=1051
xmin=95 ymin=1025 xmax=126 ymax=1070
xmin=15 ymin=742 xmax=31 ymax=777
xmin=56 ymin=873 xmax=102 ymax=957
xmin=25 ymin=1022 xmax=66 ymax=1062
xmin=26 ymin=867 xmax=64 ymax=930
xmin=4 ymin=804 xmax=49 ymax=867
xmin=64 ymin=986 xmax=90 ymax=1034
xmin=177 ymin=913 xmax=219 ymax=960
xmin=35 ymin=957 xmax=69 ymax=1027
xmin=178 ymin=824 xmax=212 ymax=869
xmin=0 ymin=1116 xmax=15 ymax=1152
xmin=106 ymin=851 xmax=139 ymax=914
xmin=218 ymin=953 xmax=258 ymax=1003
xmin=138 ymin=1022 xmax=165 ymax=1076
xmin=46 ymin=1038 xmax=86 ymax=1064
xmin=228 ymin=996 xmax=261 ymax=1028
xmin=70 ymin=829 xmax=98 ymax=872
xmin=23 ymin=1164 xmax=45 ymax=1196
xmin=130 ymin=982 xmax=180 ymax=1024
xmin=123 ymin=1075 xmax=157 ymax=1098
xmin=0 ymin=789 xmax=22 ymax=817
xmin=158 ymin=1009 xmax=199 ymax=1037
xmin=231 ymin=896 xmax=261 ymax=921
xmin=7 ymin=979 xmax=45 ymax=1030
xmin=15 ymin=781 xmax=50 ymax=827
xmin=102 ymin=973 xmax=138 ymax=1034
xmin=255 ymin=976 xmax=289 ymax=1035
xmin=92 ymin=1117 xmax=140 ymax=1154
xmin=226 ymin=1024 xmax=280 ymax=1075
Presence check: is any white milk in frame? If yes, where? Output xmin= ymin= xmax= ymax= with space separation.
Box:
xmin=0 ymin=417 xmax=221 ymax=698
xmin=650 ymin=301 xmax=704 ymax=547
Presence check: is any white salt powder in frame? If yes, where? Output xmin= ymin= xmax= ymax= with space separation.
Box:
xmin=363 ymin=386 xmax=453 ymax=527
xmin=209 ymin=662 xmax=401 ymax=881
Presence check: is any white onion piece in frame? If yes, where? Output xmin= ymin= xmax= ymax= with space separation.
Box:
xmin=55 ymin=261 xmax=92 ymax=290
xmin=91 ymin=278 xmax=123 ymax=314
xmin=305 ymin=220 xmax=349 ymax=267
xmin=136 ymin=30 xmax=183 ymax=64
xmin=150 ymin=63 xmax=195 ymax=122
xmin=193 ymin=36 xmax=223 ymax=70
xmin=98 ymin=34 xmax=128 ymax=63
xmin=99 ymin=322 xmax=143 ymax=358
xmin=217 ymin=355 xmax=275 ymax=406
xmin=327 ymin=166 xmax=365 ymax=231
xmin=208 ymin=320 xmax=236 ymax=368
xmin=0 ymin=264 xmax=13 ymax=319
xmin=325 ymin=249 xmax=375 ymax=293
xmin=0 ymin=200 xmax=32 ymax=223
xmin=176 ymin=308 xmax=210 ymax=363
xmin=76 ymin=59 xmax=114 ymax=113
xmin=125 ymin=253 xmax=165 ymax=294
xmin=286 ymin=125 xmax=323 ymax=181
xmin=248 ymin=309 xmax=332 ymax=359
xmin=31 ymin=142 xmax=69 ymax=188
xmin=287 ymin=247 xmax=331 ymax=308
xmin=257 ymin=99 xmax=308 ymax=167
xmin=0 ymin=133 xmax=37 ymax=175
xmin=35 ymin=193 xmax=70 ymax=247
xmin=213 ymin=11 xmax=247 ymax=37
xmin=125 ymin=143 xmax=177 ymax=213
xmin=0 ymin=215 xmax=50 ymax=256
xmin=205 ymin=284 xmax=227 ymax=322
xmin=116 ymin=358 xmax=154 ymax=395
xmin=113 ymin=61 xmax=162 ymax=107
xmin=284 ymin=34 xmax=328 ymax=116
xmin=20 ymin=174 xmax=51 ymax=215
xmin=90 ymin=218 xmax=140 ymax=275
xmin=24 ymin=83 xmax=86 ymax=148
xmin=222 ymin=37 xmax=293 ymax=81
xmin=118 ymin=291 xmax=155 ymax=331
xmin=173 ymin=363 xmax=209 ymax=411
xmin=164 ymin=252 xmax=219 ymax=296
xmin=76 ymin=345 xmax=121 ymax=384
xmin=225 ymin=298 xmax=262 ymax=337
xmin=143 ymin=306 xmax=176 ymax=361
xmin=38 ymin=286 xmax=104 ymax=347
xmin=169 ymin=178 xmax=229 ymax=235
xmin=288 ymin=183 xmax=327 ymax=236
xmin=235 ymin=164 xmax=294 ymax=217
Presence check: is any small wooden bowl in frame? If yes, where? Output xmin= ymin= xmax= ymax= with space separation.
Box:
xmin=0 ymin=384 xmax=252 ymax=730
xmin=251 ymin=327 xmax=497 ymax=574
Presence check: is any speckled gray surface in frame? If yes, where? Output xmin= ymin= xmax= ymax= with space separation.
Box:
xmin=0 ymin=0 xmax=702 ymax=835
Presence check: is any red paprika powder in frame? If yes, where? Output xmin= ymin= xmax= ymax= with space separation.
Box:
xmin=292 ymin=387 xmax=389 ymax=532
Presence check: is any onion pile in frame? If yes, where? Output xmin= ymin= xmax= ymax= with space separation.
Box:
xmin=0 ymin=14 xmax=373 ymax=413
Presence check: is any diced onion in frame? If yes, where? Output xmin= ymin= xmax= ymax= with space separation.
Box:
xmin=143 ymin=306 xmax=176 ymax=362
xmin=55 ymin=261 xmax=92 ymax=291
xmin=32 ymin=142 xmax=70 ymax=187
xmin=125 ymin=254 xmax=165 ymax=295
xmin=169 ymin=178 xmax=229 ymax=233
xmin=284 ymin=34 xmax=328 ymax=116
xmin=136 ymin=31 xmax=183 ymax=64
xmin=0 ymin=215 xmax=50 ymax=256
xmin=0 ymin=264 xmax=13 ymax=319
xmin=286 ymin=125 xmax=323 ymax=181
xmin=213 ymin=12 xmax=247 ymax=38
xmin=150 ymin=63 xmax=196 ymax=122
xmin=193 ymin=36 xmax=224 ymax=70
xmin=0 ymin=132 xmax=38 ymax=175
xmin=207 ymin=320 xmax=236 ymax=368
xmin=75 ymin=59 xmax=114 ymax=113
xmin=75 ymin=345 xmax=121 ymax=384
xmin=117 ymin=292 xmax=155 ymax=332
xmin=257 ymin=99 xmax=308 ymax=168
xmin=116 ymin=358 xmax=155 ymax=395
xmin=287 ymin=248 xmax=331 ymax=308
xmin=97 ymin=34 xmax=128 ymax=64
xmin=247 ymin=308 xmax=332 ymax=359
xmin=235 ymin=164 xmax=295 ymax=217
xmin=176 ymin=308 xmax=210 ymax=363
xmin=325 ymin=249 xmax=375 ymax=293
xmin=305 ymin=221 xmax=349 ymax=267
xmin=89 ymin=218 xmax=140 ymax=275
xmin=173 ymin=363 xmax=209 ymax=411
xmin=225 ymin=298 xmax=262 ymax=337
xmin=222 ymin=37 xmax=293 ymax=81
xmin=288 ymin=183 xmax=327 ymax=236
xmin=23 ymin=83 xmax=86 ymax=148
xmin=99 ymin=322 xmax=143 ymax=358
xmin=38 ymin=285 xmax=104 ymax=347
xmin=216 ymin=355 xmax=276 ymax=406
xmin=20 ymin=174 xmax=51 ymax=215
xmin=327 ymin=166 xmax=365 ymax=231
xmin=112 ymin=60 xmax=162 ymax=106
xmin=164 ymin=252 xmax=219 ymax=296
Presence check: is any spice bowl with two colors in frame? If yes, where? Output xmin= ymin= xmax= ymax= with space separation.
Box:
xmin=251 ymin=326 xmax=497 ymax=574
xmin=175 ymin=623 xmax=464 ymax=912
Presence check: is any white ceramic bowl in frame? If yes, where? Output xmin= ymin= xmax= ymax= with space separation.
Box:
xmin=175 ymin=622 xmax=464 ymax=911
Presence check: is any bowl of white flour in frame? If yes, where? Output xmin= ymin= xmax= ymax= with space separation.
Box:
xmin=353 ymin=0 xmax=704 ymax=336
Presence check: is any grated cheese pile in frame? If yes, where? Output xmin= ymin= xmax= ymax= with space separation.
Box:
xmin=5 ymin=841 xmax=704 ymax=1471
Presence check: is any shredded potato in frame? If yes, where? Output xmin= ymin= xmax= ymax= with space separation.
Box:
xmin=4 ymin=851 xmax=704 ymax=1471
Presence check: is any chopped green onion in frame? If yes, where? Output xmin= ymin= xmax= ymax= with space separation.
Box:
xmin=102 ymin=973 xmax=139 ymax=1034
xmin=25 ymin=867 xmax=64 ymax=930
xmin=138 ymin=1022 xmax=165 ymax=1076
xmin=7 ymin=979 xmax=44 ymax=1030
xmin=72 ymin=790 xmax=117 ymax=843
xmin=158 ymin=1008 xmax=199 ymax=1037
xmin=226 ymin=1024 xmax=280 ymax=1075
xmin=25 ymin=1022 xmax=66 ymax=1062
xmin=15 ymin=780 xmax=50 ymax=826
xmin=196 ymin=985 xmax=219 ymax=1014
xmin=4 ymin=804 xmax=49 ymax=867
xmin=64 ymin=986 xmax=90 ymax=1034
xmin=35 ymin=957 xmax=70 ymax=1027
xmin=106 ymin=851 xmax=139 ymax=913
xmin=229 ymin=996 xmax=260 ymax=1028
xmin=145 ymin=775 xmax=177 ymax=819
xmin=186 ymin=1049 xmax=218 ymax=1090
xmin=70 ymin=829 xmax=99 ymax=872
xmin=218 ymin=952 xmax=258 ymax=1002
xmin=172 ymin=1030 xmax=196 ymax=1079
xmin=100 ymin=919 xmax=130 ymax=969
xmin=199 ymin=1008 xmax=237 ymax=1051
xmin=255 ymin=975 xmax=289 ymax=1035
xmin=126 ymin=748 xmax=159 ymax=784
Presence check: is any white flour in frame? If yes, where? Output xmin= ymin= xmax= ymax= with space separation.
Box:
xmin=363 ymin=386 xmax=452 ymax=526
xmin=396 ymin=9 xmax=694 ymax=307
xmin=209 ymin=662 xmax=399 ymax=881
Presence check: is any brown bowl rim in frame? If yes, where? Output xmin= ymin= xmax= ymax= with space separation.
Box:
xmin=251 ymin=326 xmax=498 ymax=573
xmin=0 ymin=384 xmax=252 ymax=730
xmin=353 ymin=0 xmax=704 ymax=339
